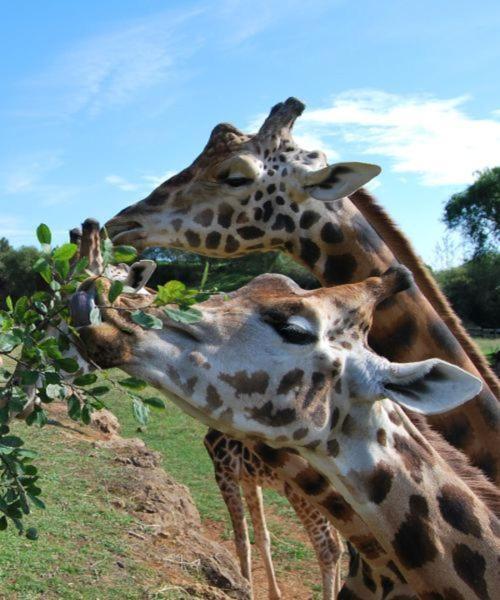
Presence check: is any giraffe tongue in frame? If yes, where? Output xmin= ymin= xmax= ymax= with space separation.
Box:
xmin=69 ymin=291 xmax=96 ymax=327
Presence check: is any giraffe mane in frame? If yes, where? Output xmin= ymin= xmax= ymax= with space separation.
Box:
xmin=350 ymin=188 xmax=500 ymax=398
xmin=406 ymin=411 xmax=500 ymax=518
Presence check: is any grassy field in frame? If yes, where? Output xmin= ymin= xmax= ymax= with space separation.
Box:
xmin=0 ymin=418 xmax=157 ymax=599
xmin=0 ymin=365 xmax=321 ymax=599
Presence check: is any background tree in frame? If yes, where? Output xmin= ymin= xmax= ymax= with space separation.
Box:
xmin=444 ymin=167 xmax=500 ymax=256
xmin=435 ymin=252 xmax=500 ymax=328
xmin=0 ymin=240 xmax=42 ymax=306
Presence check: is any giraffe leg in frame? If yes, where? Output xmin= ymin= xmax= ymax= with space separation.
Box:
xmin=241 ymin=480 xmax=282 ymax=600
xmin=204 ymin=435 xmax=253 ymax=590
xmin=284 ymin=482 xmax=341 ymax=600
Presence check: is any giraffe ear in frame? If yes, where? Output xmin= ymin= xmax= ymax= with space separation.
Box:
xmin=303 ymin=162 xmax=381 ymax=201
xmin=125 ymin=260 xmax=156 ymax=291
xmin=380 ymin=359 xmax=482 ymax=415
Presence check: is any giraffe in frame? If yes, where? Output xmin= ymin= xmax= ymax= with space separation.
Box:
xmin=71 ymin=261 xmax=500 ymax=599
xmin=73 ymin=220 xmax=342 ymax=599
xmin=105 ymin=97 xmax=499 ymax=593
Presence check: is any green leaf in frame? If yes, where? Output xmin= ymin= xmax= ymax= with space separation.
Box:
xmin=101 ymin=238 xmax=114 ymax=267
xmin=0 ymin=436 xmax=23 ymax=447
xmin=132 ymin=397 xmax=150 ymax=426
xmin=67 ymin=395 xmax=81 ymax=421
xmin=45 ymin=384 xmax=65 ymax=400
xmin=118 ymin=377 xmax=147 ymax=391
xmin=72 ymin=256 xmax=89 ymax=276
xmin=52 ymin=243 xmax=77 ymax=261
xmin=17 ymin=448 xmax=38 ymax=459
xmin=20 ymin=371 xmax=39 ymax=385
xmin=55 ymin=259 xmax=70 ymax=279
xmin=55 ymin=357 xmax=79 ymax=373
xmin=32 ymin=257 xmax=52 ymax=284
xmin=6 ymin=296 xmax=14 ymax=312
xmin=73 ymin=373 xmax=97 ymax=386
xmin=108 ymin=280 xmax=124 ymax=303
xmin=164 ymin=307 xmax=203 ymax=324
xmin=155 ymin=280 xmax=186 ymax=305
xmin=113 ymin=245 xmax=137 ymax=263
xmin=28 ymin=495 xmax=46 ymax=510
xmin=88 ymin=386 xmax=110 ymax=397
xmin=143 ymin=396 xmax=166 ymax=409
xmin=131 ymin=310 xmax=163 ymax=330
xmin=0 ymin=333 xmax=22 ymax=352
xmin=14 ymin=296 xmax=29 ymax=320
xmin=36 ymin=223 xmax=51 ymax=245
xmin=81 ymin=404 xmax=92 ymax=425
xmin=25 ymin=527 xmax=39 ymax=540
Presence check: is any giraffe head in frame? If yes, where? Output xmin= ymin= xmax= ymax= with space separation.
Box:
xmin=71 ymin=241 xmax=481 ymax=446
xmin=106 ymin=97 xmax=381 ymax=258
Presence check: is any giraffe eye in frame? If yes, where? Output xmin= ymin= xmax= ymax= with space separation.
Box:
xmin=261 ymin=311 xmax=317 ymax=345
xmin=225 ymin=177 xmax=254 ymax=187
xmin=275 ymin=322 xmax=317 ymax=345
xmin=217 ymin=170 xmax=254 ymax=187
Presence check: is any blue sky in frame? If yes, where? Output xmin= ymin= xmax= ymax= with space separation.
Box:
xmin=1 ymin=0 xmax=499 ymax=267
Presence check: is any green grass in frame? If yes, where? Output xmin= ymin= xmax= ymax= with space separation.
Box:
xmin=473 ymin=337 xmax=500 ymax=356
xmin=0 ymin=418 xmax=156 ymax=599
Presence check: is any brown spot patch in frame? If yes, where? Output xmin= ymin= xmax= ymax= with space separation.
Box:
xmin=392 ymin=495 xmax=437 ymax=569
xmin=205 ymin=384 xmax=223 ymax=409
xmin=377 ymin=428 xmax=387 ymax=446
xmin=193 ymin=208 xmax=214 ymax=226
xmin=341 ymin=414 xmax=355 ymax=436
xmin=302 ymin=371 xmax=327 ymax=409
xmin=321 ymin=492 xmax=355 ymax=522
xmin=452 ymin=543 xmax=488 ymax=600
xmin=294 ymin=467 xmax=329 ymax=496
xmin=323 ymin=253 xmax=358 ymax=284
xmin=327 ymin=439 xmax=339 ymax=456
xmin=349 ymin=534 xmax=385 ymax=560
xmin=276 ymin=368 xmax=304 ymax=394
xmin=369 ymin=315 xmax=417 ymax=361
xmin=224 ymin=234 xmax=240 ymax=254
xmin=219 ymin=370 xmax=269 ymax=397
xmin=253 ymin=443 xmax=289 ymax=468
xmin=438 ymin=483 xmax=482 ymax=538
xmin=440 ymin=413 xmax=472 ymax=450
xmin=393 ymin=432 xmax=426 ymax=482
xmin=293 ymin=427 xmax=309 ymax=440
xmin=248 ymin=401 xmax=296 ymax=427
xmin=330 ymin=407 xmax=340 ymax=429
xmin=366 ymin=462 xmax=394 ymax=504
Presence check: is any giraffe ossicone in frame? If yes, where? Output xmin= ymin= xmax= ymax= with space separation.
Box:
xmin=71 ymin=246 xmax=499 ymax=599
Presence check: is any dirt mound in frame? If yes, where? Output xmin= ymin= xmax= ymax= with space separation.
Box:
xmin=48 ymin=404 xmax=250 ymax=599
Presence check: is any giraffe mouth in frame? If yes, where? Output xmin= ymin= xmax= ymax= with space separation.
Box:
xmin=106 ymin=219 xmax=144 ymax=243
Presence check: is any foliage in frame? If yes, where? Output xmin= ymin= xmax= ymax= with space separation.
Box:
xmin=141 ymin=246 xmax=319 ymax=292
xmin=435 ymin=252 xmax=500 ymax=328
xmin=0 ymin=238 xmax=42 ymax=306
xmin=0 ymin=225 xmax=169 ymax=538
xmin=444 ymin=167 xmax=500 ymax=256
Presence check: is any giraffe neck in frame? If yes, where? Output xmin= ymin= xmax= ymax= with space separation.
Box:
xmin=275 ymin=195 xmax=499 ymax=481
xmin=303 ymin=401 xmax=499 ymax=599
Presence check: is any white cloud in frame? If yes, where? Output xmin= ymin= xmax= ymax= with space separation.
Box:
xmin=24 ymin=8 xmax=205 ymax=118
xmin=105 ymin=175 xmax=139 ymax=192
xmin=297 ymin=90 xmax=500 ymax=186
xmin=105 ymin=171 xmax=176 ymax=192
